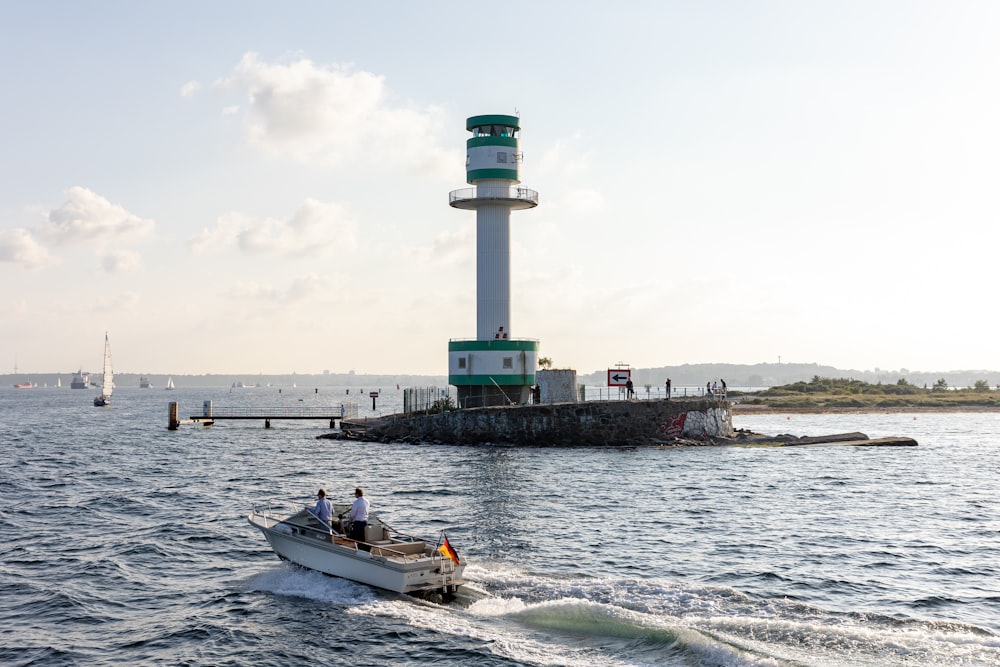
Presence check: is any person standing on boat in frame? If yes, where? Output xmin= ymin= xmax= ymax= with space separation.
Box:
xmin=311 ymin=488 xmax=333 ymax=527
xmin=347 ymin=487 xmax=370 ymax=543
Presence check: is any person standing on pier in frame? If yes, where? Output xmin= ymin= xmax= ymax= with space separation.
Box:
xmin=665 ymin=378 xmax=671 ymax=400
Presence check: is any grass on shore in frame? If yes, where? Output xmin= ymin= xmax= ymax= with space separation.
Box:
xmin=731 ymin=376 xmax=1000 ymax=410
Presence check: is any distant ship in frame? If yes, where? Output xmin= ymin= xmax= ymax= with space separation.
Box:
xmin=71 ymin=369 xmax=89 ymax=389
xmin=56 ymin=377 xmax=62 ymax=388
xmin=139 ymin=375 xmax=153 ymax=388
xmin=165 ymin=376 xmax=175 ymax=390
xmin=12 ymin=363 xmax=33 ymax=389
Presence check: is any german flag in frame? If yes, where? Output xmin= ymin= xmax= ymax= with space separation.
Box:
xmin=438 ymin=536 xmax=461 ymax=565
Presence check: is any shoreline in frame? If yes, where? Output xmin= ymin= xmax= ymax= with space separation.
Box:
xmin=731 ymin=404 xmax=1000 ymax=415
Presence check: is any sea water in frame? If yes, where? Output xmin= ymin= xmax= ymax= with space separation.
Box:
xmin=1 ymin=387 xmax=998 ymax=666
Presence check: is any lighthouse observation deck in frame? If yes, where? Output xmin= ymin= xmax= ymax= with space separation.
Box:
xmin=449 ymin=186 xmax=539 ymax=211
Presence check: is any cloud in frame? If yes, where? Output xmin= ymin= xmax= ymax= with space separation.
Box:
xmin=537 ymin=133 xmax=591 ymax=179
xmin=187 ymin=198 xmax=357 ymax=257
xmin=401 ymin=226 xmax=473 ymax=269
xmin=216 ymin=52 xmax=455 ymax=174
xmin=558 ymin=188 xmax=606 ymax=216
xmin=225 ymin=273 xmax=345 ymax=303
xmin=44 ymin=186 xmax=154 ymax=245
xmin=0 ymin=228 xmax=54 ymax=269
xmin=100 ymin=249 xmax=142 ymax=273
xmin=93 ymin=291 xmax=140 ymax=313
xmin=180 ymin=80 xmax=201 ymax=98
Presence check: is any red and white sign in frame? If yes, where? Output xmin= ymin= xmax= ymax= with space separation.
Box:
xmin=607 ymin=368 xmax=631 ymax=386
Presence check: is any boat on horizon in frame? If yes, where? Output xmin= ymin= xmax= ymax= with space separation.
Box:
xmin=165 ymin=376 xmax=175 ymax=390
xmin=71 ymin=369 xmax=89 ymax=389
xmin=12 ymin=362 xmax=33 ymax=389
xmin=94 ymin=333 xmax=113 ymax=407
xmin=248 ymin=502 xmax=465 ymax=602
xmin=139 ymin=375 xmax=152 ymax=388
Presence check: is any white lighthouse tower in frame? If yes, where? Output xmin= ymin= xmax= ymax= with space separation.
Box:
xmin=448 ymin=114 xmax=539 ymax=408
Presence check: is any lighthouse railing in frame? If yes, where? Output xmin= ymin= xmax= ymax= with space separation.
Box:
xmin=449 ymin=186 xmax=538 ymax=205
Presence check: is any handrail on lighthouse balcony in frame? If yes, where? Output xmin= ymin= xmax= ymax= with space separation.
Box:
xmin=449 ymin=186 xmax=539 ymax=210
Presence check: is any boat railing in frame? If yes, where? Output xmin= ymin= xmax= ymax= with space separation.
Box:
xmin=252 ymin=502 xmax=337 ymax=538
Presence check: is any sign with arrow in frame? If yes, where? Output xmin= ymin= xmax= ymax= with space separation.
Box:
xmin=607 ymin=369 xmax=631 ymax=387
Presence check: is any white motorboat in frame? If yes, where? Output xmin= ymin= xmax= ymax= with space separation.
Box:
xmin=248 ymin=502 xmax=466 ymax=602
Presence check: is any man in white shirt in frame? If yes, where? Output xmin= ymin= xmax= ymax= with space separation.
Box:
xmin=347 ymin=487 xmax=370 ymax=543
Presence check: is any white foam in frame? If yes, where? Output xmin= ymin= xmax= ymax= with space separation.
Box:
xmin=245 ymin=563 xmax=376 ymax=605
xmin=351 ymin=596 xmax=636 ymax=667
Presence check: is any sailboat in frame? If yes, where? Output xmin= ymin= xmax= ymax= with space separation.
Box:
xmin=93 ymin=333 xmax=113 ymax=407
xmin=165 ymin=376 xmax=175 ymax=390
xmin=56 ymin=377 xmax=62 ymax=388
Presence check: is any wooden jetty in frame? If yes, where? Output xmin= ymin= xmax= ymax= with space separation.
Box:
xmin=167 ymin=401 xmax=351 ymax=430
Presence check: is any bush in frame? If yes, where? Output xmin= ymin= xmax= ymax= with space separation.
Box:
xmin=426 ymin=397 xmax=456 ymax=414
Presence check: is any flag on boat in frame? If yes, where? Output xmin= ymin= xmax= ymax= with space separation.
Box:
xmin=439 ymin=537 xmax=461 ymax=565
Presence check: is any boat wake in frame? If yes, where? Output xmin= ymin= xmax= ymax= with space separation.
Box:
xmin=349 ymin=563 xmax=1000 ymax=667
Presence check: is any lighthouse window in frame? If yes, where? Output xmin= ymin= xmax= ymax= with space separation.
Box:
xmin=472 ymin=125 xmax=517 ymax=138
xmin=497 ymin=152 xmax=507 ymax=163
xmin=502 ymin=357 xmax=513 ymax=369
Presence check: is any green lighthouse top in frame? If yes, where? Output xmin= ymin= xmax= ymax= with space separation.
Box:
xmin=466 ymin=114 xmax=520 ymax=135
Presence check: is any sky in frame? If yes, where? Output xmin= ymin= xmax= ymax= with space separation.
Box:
xmin=2 ymin=1 xmax=999 ymax=377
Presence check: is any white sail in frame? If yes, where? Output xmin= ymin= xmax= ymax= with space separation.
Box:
xmin=100 ymin=333 xmax=113 ymax=398
xmin=165 ymin=376 xmax=175 ymax=390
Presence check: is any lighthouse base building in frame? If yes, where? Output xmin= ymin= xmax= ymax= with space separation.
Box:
xmin=448 ymin=339 xmax=539 ymax=408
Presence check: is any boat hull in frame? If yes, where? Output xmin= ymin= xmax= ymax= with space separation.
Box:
xmin=248 ymin=512 xmax=464 ymax=597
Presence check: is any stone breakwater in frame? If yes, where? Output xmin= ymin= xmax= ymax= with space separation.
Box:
xmin=336 ymin=399 xmax=733 ymax=447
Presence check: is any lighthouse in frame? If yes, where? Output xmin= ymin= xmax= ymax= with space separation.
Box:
xmin=448 ymin=114 xmax=539 ymax=408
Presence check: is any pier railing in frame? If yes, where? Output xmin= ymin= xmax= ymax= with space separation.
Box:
xmin=403 ymin=386 xmax=452 ymax=414
xmin=167 ymin=400 xmax=359 ymax=430
xmin=201 ymin=405 xmax=359 ymax=419
xmin=582 ymin=385 xmax=743 ymax=401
